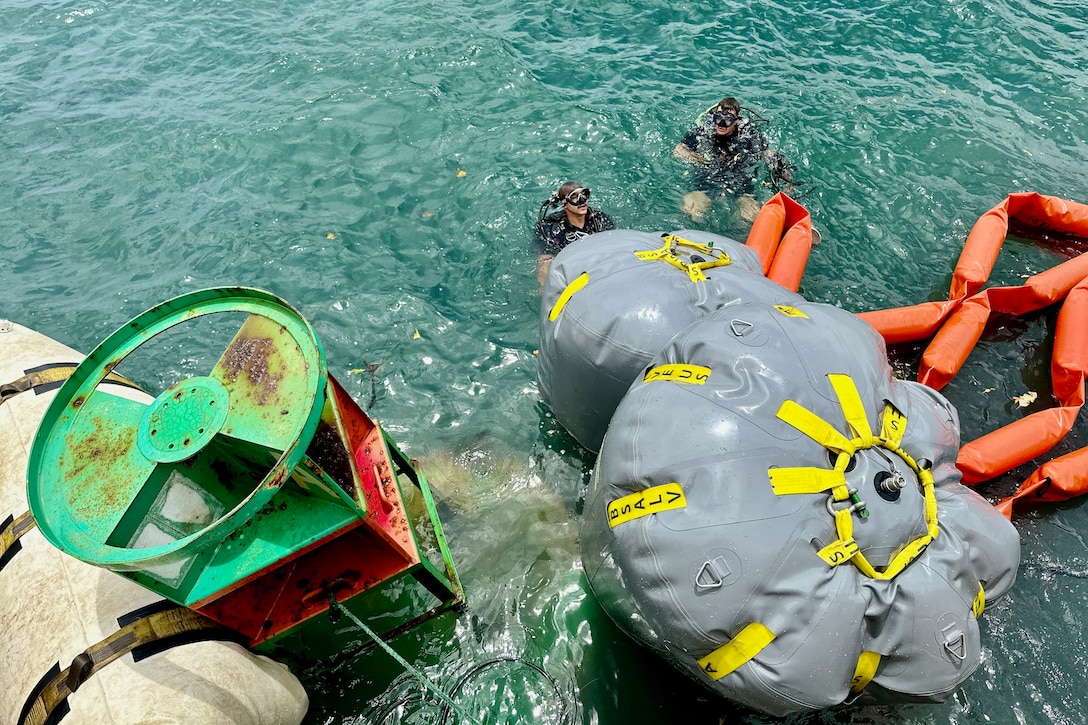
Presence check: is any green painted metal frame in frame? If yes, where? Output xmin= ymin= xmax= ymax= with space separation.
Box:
xmin=27 ymin=288 xmax=327 ymax=577
xmin=25 ymin=287 xmax=464 ymax=661
xmin=253 ymin=427 xmax=465 ymax=667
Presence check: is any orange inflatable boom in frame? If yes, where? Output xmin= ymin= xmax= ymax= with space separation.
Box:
xmin=858 ymin=193 xmax=1088 ymax=517
xmin=745 ymin=192 xmax=815 ymax=292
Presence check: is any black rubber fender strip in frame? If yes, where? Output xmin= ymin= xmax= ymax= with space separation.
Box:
xmin=0 ymin=511 xmax=36 ymax=574
xmin=18 ymin=605 xmax=247 ymax=725
xmin=115 ymin=598 xmax=178 ymax=628
xmin=17 ymin=664 xmax=68 ymax=725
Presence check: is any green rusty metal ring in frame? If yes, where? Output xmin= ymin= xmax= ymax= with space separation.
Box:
xmin=26 ymin=287 xmax=327 ymax=572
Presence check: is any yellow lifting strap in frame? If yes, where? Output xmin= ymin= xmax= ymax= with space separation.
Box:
xmin=0 ymin=363 xmax=141 ymax=406
xmin=607 ymin=483 xmax=687 ymax=528
xmin=849 ymin=651 xmax=882 ymax=695
xmin=548 ymin=272 xmax=589 ymax=321
xmin=18 ymin=604 xmax=245 ymax=725
xmin=0 ymin=511 xmax=36 ymax=573
xmin=697 ymin=622 xmax=776 ymax=681
xmin=768 ymin=466 xmax=845 ymax=496
xmin=816 ymin=536 xmax=859 ymax=568
xmin=973 ymin=582 xmax=986 ymax=618
xmin=634 ymin=234 xmax=732 ymax=283
xmin=828 ymin=373 xmax=874 ymax=442
xmin=773 ymin=304 xmax=809 ymax=319
xmin=776 ymin=399 xmax=855 ymax=455
xmin=880 ymin=401 xmax=908 ymax=448
xmin=770 ymin=375 xmax=941 ymax=580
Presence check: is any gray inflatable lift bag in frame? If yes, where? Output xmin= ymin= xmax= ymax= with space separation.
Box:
xmin=538 ymin=229 xmax=804 ymax=452
xmin=580 ymin=299 xmax=1020 ymax=716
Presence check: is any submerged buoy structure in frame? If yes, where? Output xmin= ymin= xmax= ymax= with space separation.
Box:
xmin=580 ymin=298 xmax=1019 ymax=715
xmin=3 ymin=288 xmax=463 ymax=724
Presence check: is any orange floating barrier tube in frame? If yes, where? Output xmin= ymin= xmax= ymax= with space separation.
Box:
xmin=956 ymin=406 xmax=1080 ymax=485
xmin=950 ymin=202 xmax=1010 ymax=299
xmin=745 ymin=193 xmax=814 ymax=292
xmin=860 ymin=193 xmax=1088 ymax=517
xmin=855 ymin=300 xmax=960 ymax=346
xmin=917 ymin=294 xmax=992 ymax=390
xmin=996 ymin=447 xmax=1088 ymax=518
xmin=1051 ymin=281 xmax=1088 ymax=406
xmin=745 ymin=194 xmax=787 ymax=275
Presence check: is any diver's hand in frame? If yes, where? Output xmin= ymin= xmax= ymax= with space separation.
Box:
xmin=673 ymin=143 xmax=708 ymax=165
xmin=768 ymin=152 xmax=794 ymax=182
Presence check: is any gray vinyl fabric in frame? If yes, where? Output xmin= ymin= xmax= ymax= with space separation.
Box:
xmin=538 ymin=229 xmax=802 ymax=452
xmin=580 ymin=299 xmax=1020 ymax=716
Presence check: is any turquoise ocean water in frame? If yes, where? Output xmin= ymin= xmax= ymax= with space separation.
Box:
xmin=2 ymin=0 xmax=1088 ymax=722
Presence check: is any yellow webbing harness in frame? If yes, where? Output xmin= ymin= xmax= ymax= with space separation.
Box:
xmin=849 ymin=650 xmax=882 ymax=697
xmin=18 ymin=602 xmax=246 ymax=725
xmin=0 ymin=363 xmax=141 ymax=406
xmin=0 ymin=511 xmax=36 ymax=573
xmin=548 ymin=272 xmax=589 ymax=321
xmin=643 ymin=363 xmax=711 ymax=386
xmin=634 ymin=234 xmax=732 ymax=283
xmin=607 ymin=482 xmax=687 ymax=528
xmin=698 ymin=622 xmax=777 ymax=681
xmin=768 ymin=373 xmax=939 ymax=580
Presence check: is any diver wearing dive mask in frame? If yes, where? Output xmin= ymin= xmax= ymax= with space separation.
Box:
xmin=673 ymin=96 xmax=794 ymax=223
xmin=534 ymin=181 xmax=615 ymax=285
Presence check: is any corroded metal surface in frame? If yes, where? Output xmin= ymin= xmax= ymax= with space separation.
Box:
xmin=27 ymin=288 xmax=462 ymax=660
xmin=28 ymin=288 xmax=325 ymax=575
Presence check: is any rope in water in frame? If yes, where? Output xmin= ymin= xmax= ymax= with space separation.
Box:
xmin=328 ymin=595 xmax=482 ymax=725
xmin=329 ymin=595 xmax=572 ymax=724
xmin=438 ymin=656 xmax=572 ymax=725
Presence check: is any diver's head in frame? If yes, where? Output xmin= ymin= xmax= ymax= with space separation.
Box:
xmin=558 ymin=181 xmax=590 ymax=217
xmin=539 ymin=181 xmax=588 ymax=223
xmin=713 ymin=97 xmax=740 ymax=136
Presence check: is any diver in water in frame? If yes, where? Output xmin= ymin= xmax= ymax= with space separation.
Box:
xmin=673 ymin=96 xmax=795 ymax=223
xmin=534 ymin=181 xmax=615 ymax=284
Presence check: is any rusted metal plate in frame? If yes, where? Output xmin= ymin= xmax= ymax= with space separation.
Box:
xmin=211 ymin=314 xmax=320 ymax=452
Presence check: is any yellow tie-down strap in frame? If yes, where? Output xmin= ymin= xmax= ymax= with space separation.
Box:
xmin=634 ymin=234 xmax=732 ymax=282
xmin=770 ymin=373 xmax=940 ymax=580
xmin=768 ymin=466 xmax=845 ymax=496
xmin=973 ymin=582 xmax=986 ymax=618
xmin=698 ymin=622 xmax=776 ymax=681
xmin=548 ymin=272 xmax=589 ymax=321
xmin=850 ymin=650 xmax=882 ymax=695
xmin=607 ymin=483 xmax=686 ymax=528
xmin=0 ymin=511 xmax=37 ymax=573
xmin=643 ymin=363 xmax=711 ymax=386
xmin=816 ymin=536 xmax=860 ymax=567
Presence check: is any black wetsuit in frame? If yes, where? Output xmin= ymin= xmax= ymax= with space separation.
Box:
xmin=679 ymin=117 xmax=769 ymax=197
xmin=534 ymin=208 xmax=616 ymax=256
